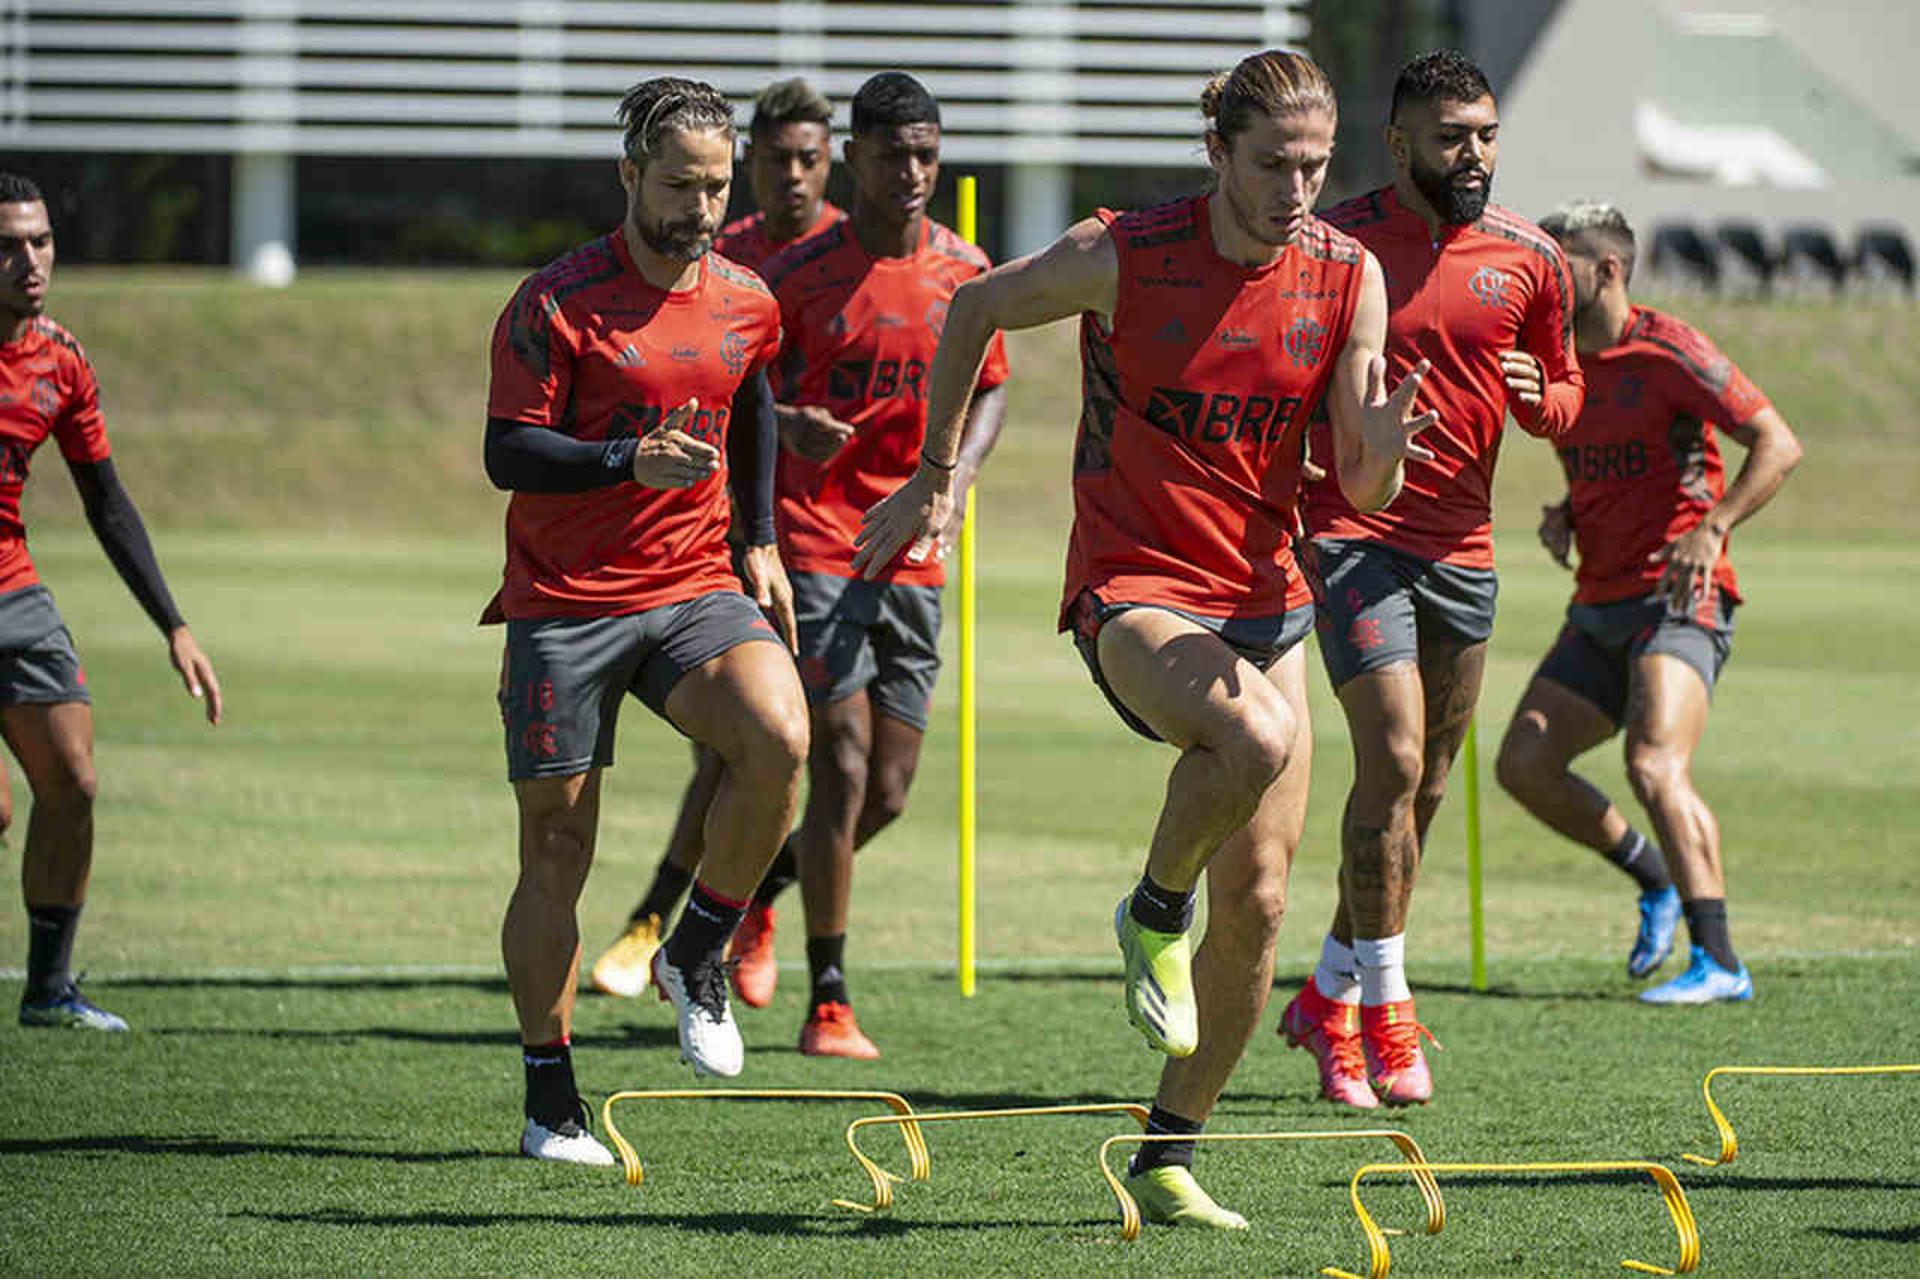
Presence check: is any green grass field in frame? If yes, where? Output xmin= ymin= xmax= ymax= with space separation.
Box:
xmin=0 ymin=274 xmax=1916 ymax=1275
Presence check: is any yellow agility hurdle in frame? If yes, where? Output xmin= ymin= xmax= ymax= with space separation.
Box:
xmin=1681 ymin=1063 xmax=1920 ymax=1167
xmin=1323 ymin=1160 xmax=1700 ymax=1279
xmin=599 ymin=1089 xmax=929 ymax=1189
xmin=838 ymin=1102 xmax=1151 ymax=1213
xmin=1099 ymin=1129 xmax=1445 ymax=1244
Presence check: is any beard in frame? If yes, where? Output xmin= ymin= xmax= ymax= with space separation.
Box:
xmin=1409 ymin=153 xmax=1491 ymax=225
xmin=635 ymin=210 xmax=715 ymax=262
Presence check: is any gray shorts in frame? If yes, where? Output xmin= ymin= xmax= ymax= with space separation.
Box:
xmin=0 ymin=585 xmax=89 ymax=706
xmin=1306 ymin=538 xmax=1499 ymax=689
xmin=1534 ymin=589 xmax=1736 ymax=723
xmin=498 ymin=590 xmax=783 ymax=781
xmin=790 ymin=571 xmax=941 ymax=731
xmin=1066 ymin=588 xmax=1315 ymax=743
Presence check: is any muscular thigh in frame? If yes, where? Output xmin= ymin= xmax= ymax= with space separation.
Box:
xmin=1095 ymin=607 xmax=1293 ymax=752
xmin=666 ymin=635 xmax=807 ymax=764
xmin=1417 ymin=636 xmax=1487 ymax=770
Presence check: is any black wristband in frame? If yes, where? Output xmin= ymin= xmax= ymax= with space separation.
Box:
xmin=920 ymin=449 xmax=957 ymax=472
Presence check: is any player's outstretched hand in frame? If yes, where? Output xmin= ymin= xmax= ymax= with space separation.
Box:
xmin=1358 ymin=356 xmax=1438 ymax=462
xmin=168 ymin=626 xmax=222 ymax=726
xmin=1649 ymin=524 xmax=1722 ymax=614
xmin=853 ymin=465 xmax=951 ymax=581
xmin=1538 ymin=501 xmax=1573 ymax=569
xmin=739 ymin=543 xmax=799 ymax=652
xmin=1500 ymin=349 xmax=1544 ymax=408
xmin=631 ymin=399 xmax=720 ymax=489
xmin=777 ymin=404 xmax=856 ymax=463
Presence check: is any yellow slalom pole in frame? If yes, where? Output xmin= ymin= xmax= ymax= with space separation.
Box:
xmin=1463 ymin=716 xmax=1486 ymax=991
xmin=955 ymin=175 xmax=978 ymax=998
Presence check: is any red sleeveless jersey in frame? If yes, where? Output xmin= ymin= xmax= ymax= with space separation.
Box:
xmin=1304 ymin=186 xmax=1583 ymax=568
xmin=0 ymin=317 xmax=113 ymax=595
xmin=1560 ymin=306 xmax=1768 ymax=606
xmin=1061 ymin=195 xmax=1363 ymax=627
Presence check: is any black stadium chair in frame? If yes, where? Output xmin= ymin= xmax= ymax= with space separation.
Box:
xmin=1777 ymin=224 xmax=1847 ymax=295
xmin=1852 ymin=224 xmax=1915 ymax=296
xmin=1647 ymin=221 xmax=1721 ymax=293
xmin=1714 ymin=220 xmax=1774 ymax=296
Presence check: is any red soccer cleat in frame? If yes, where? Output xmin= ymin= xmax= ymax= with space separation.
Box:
xmin=728 ymin=902 xmax=777 ymax=1009
xmin=1360 ymin=999 xmax=1440 ymax=1106
xmin=798 ymin=1001 xmax=880 ymax=1059
xmin=1278 ymin=980 xmax=1378 ymax=1109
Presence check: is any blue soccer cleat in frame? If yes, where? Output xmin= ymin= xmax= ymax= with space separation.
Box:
xmin=19 ymin=983 xmax=129 ymax=1031
xmin=1627 ymin=885 xmax=1682 ymax=979
xmin=1638 ymin=946 xmax=1753 ymax=1005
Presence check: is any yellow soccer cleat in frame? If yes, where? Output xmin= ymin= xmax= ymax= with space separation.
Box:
xmin=1114 ymin=897 xmax=1198 ymax=1057
xmin=1126 ymin=1165 xmax=1250 ymax=1231
xmin=590 ymin=913 xmax=663 ymax=998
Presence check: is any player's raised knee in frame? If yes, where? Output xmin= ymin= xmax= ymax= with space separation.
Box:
xmin=1494 ymin=714 xmax=1553 ymax=798
xmin=1624 ymin=743 xmax=1686 ymax=804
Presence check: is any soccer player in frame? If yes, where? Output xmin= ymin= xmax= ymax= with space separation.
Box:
xmin=484 ymin=78 xmax=809 ymax=1164
xmin=856 ymin=50 xmax=1432 ymax=1228
xmin=1495 ymin=200 xmax=1800 ymax=1004
xmin=0 ymin=172 xmax=223 ymax=1032
xmin=743 ymin=72 xmax=1009 ymax=1057
xmin=589 ymin=76 xmax=845 ymax=1001
xmin=1282 ymin=50 xmax=1584 ymax=1110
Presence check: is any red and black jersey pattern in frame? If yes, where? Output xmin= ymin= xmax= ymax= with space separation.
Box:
xmin=761 ymin=217 xmax=1009 ymax=586
xmin=0 ymin=316 xmax=114 ymax=594
xmin=1061 ymin=195 xmax=1364 ymax=625
xmin=1306 ymin=185 xmax=1585 ymax=569
xmin=485 ymin=229 xmax=782 ymax=620
xmin=714 ymin=202 xmax=844 ymax=275
xmin=1559 ymin=306 xmax=1768 ymax=606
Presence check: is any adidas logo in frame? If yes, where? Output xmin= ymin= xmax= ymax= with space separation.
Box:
xmin=1152 ymin=316 xmax=1187 ymax=343
xmin=614 ymin=344 xmax=644 ymax=368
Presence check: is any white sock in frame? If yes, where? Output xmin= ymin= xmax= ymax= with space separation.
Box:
xmin=1312 ymin=935 xmax=1360 ymax=1004
xmin=1354 ymin=934 xmax=1411 ymax=1005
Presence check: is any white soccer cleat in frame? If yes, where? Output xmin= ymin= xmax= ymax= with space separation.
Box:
xmin=652 ymin=948 xmax=744 ymax=1078
xmin=519 ymin=1115 xmax=616 ymax=1166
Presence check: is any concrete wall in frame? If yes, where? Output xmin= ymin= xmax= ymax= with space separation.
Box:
xmin=1494 ymin=0 xmax=1920 ymax=250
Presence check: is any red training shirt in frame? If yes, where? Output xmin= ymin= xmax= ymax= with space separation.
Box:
xmin=485 ymin=230 xmax=782 ymax=620
xmin=714 ymin=202 xmax=844 ymax=274
xmin=1304 ymin=186 xmax=1584 ymax=568
xmin=1560 ymin=305 xmax=1768 ymax=607
xmin=1063 ymin=195 xmax=1365 ymax=626
xmin=761 ymin=217 xmax=1009 ymax=586
xmin=0 ymin=317 xmax=113 ymax=595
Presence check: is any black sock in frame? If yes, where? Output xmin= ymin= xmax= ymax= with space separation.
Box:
xmin=1128 ymin=874 xmax=1195 ymax=935
xmin=522 ymin=1039 xmax=583 ymax=1127
xmin=664 ymin=883 xmax=746 ymax=971
xmin=1128 ymin=1105 xmax=1204 ymax=1174
xmin=1602 ymin=829 xmax=1672 ymax=893
xmin=807 ymin=933 xmax=849 ymax=1006
xmin=25 ymin=904 xmax=81 ymax=1002
xmin=1683 ymin=898 xmax=1739 ymax=971
xmin=753 ymin=836 xmax=799 ymax=907
xmin=634 ymin=861 xmax=693 ymax=924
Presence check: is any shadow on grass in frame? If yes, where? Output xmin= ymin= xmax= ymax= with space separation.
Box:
xmin=0 ymin=1135 xmax=511 ymax=1164
xmin=108 ymin=975 xmax=511 ymax=994
xmin=1812 ymin=1223 xmax=1920 ymax=1244
xmin=232 ymin=1207 xmax=1110 ymax=1234
xmin=1689 ymin=1173 xmax=1920 ymax=1193
xmin=149 ymin=1024 xmax=682 ymax=1050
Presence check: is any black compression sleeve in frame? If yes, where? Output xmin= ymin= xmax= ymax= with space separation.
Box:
xmin=484 ymin=417 xmax=639 ymax=493
xmin=68 ymin=457 xmax=185 ymax=634
xmin=727 ymin=369 xmax=778 ymax=545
